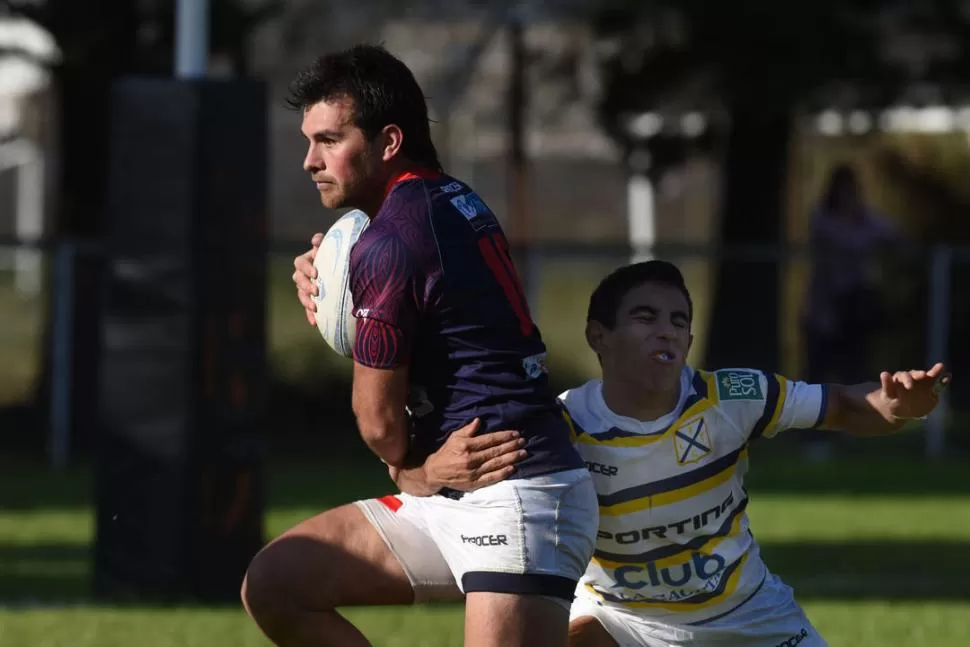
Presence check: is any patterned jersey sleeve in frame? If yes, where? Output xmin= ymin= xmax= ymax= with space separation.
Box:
xmin=349 ymin=224 xmax=422 ymax=369
xmin=712 ymin=368 xmax=829 ymax=441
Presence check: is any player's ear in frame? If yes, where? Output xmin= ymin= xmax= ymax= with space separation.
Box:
xmin=688 ymin=332 xmax=694 ymax=353
xmin=586 ymin=320 xmax=606 ymax=355
xmin=380 ymin=124 xmax=404 ymax=162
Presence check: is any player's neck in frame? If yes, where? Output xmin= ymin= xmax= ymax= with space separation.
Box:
xmin=601 ymin=379 xmax=681 ymax=423
xmin=358 ymin=160 xmax=438 ymax=218
xmin=379 ymin=160 xmax=439 ymax=204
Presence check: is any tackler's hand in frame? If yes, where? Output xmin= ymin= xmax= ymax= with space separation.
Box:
xmin=878 ymin=362 xmax=951 ymax=422
xmin=423 ymin=418 xmax=527 ymax=492
xmin=293 ymin=233 xmax=323 ymax=325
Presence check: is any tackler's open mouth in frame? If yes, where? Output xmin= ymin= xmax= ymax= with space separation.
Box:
xmin=651 ymin=350 xmax=677 ymax=364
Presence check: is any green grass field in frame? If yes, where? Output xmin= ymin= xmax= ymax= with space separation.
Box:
xmin=1 ymin=452 xmax=968 ymax=647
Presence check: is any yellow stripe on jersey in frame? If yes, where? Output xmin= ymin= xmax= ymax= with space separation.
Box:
xmin=598 ymin=448 xmax=748 ymax=517
xmin=573 ymin=370 xmax=715 ymax=449
xmin=592 ymin=498 xmax=749 ymax=569
xmin=585 ymin=553 xmax=751 ymax=611
xmin=699 ymin=370 xmax=719 ymax=404
xmin=576 ymin=397 xmax=715 ymax=448
xmin=560 ymin=406 xmax=582 ymax=444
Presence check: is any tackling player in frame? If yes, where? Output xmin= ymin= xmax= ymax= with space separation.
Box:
xmin=241 ymin=44 xmax=598 ymax=647
xmin=557 ymin=260 xmax=945 ymax=647
xmin=292 ymin=258 xmax=949 ymax=647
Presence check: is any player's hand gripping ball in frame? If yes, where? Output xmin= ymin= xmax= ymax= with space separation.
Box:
xmin=312 ymin=209 xmax=370 ymax=357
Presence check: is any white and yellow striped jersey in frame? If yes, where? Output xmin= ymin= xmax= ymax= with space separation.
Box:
xmin=560 ymin=366 xmax=828 ymax=626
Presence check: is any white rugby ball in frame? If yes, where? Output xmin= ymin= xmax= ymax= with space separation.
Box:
xmin=312 ymin=209 xmax=370 ymax=357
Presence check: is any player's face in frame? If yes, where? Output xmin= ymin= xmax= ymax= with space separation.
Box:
xmin=591 ymin=281 xmax=693 ymax=392
xmin=301 ymin=97 xmax=384 ymax=211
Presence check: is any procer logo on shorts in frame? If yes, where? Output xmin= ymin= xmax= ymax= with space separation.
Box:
xmin=774 ymin=628 xmax=809 ymax=647
xmin=586 ymin=461 xmax=619 ymax=477
xmin=717 ymin=370 xmax=764 ymax=401
xmin=461 ymin=534 xmax=509 ymax=547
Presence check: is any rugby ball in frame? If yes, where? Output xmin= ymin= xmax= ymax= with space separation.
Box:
xmin=312 ymin=209 xmax=370 ymax=357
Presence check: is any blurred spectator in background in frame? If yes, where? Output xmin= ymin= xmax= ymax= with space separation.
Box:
xmin=800 ymin=163 xmax=903 ymax=460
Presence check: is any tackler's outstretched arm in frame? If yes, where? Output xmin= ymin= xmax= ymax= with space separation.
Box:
xmin=820 ymin=363 xmax=951 ymax=437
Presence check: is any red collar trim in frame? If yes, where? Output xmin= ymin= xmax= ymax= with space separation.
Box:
xmin=383 ymin=168 xmax=441 ymax=200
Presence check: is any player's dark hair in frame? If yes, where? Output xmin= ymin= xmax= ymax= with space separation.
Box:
xmin=286 ymin=43 xmax=443 ymax=171
xmin=587 ymin=261 xmax=693 ymax=329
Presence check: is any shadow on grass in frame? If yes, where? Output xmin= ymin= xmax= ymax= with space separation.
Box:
xmin=1 ymin=448 xmax=969 ymax=514
xmin=761 ymin=539 xmax=970 ymax=601
xmin=1 ymin=538 xmax=968 ymax=605
xmin=744 ymin=436 xmax=970 ymax=496
xmin=0 ymin=463 xmax=92 ymax=511
xmin=0 ymin=543 xmax=91 ymax=601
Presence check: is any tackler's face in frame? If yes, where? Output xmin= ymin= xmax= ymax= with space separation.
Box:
xmin=589 ymin=281 xmax=693 ymax=393
xmin=301 ymin=96 xmax=384 ymax=211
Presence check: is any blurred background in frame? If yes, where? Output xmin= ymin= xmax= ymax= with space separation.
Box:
xmin=0 ymin=0 xmax=968 ymax=645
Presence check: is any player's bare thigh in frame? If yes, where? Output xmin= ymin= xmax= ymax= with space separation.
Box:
xmin=464 ymin=592 xmax=574 ymax=647
xmin=568 ymin=615 xmax=620 ymax=647
xmin=241 ymin=503 xmax=414 ymax=622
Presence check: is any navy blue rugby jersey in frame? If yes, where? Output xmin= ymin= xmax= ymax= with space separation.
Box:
xmin=349 ymin=169 xmax=583 ymax=479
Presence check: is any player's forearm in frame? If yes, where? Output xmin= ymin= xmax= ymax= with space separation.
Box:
xmin=353 ymin=401 xmax=411 ymax=468
xmin=357 ymin=419 xmax=410 ymax=468
xmin=351 ymin=359 xmax=413 ymax=468
xmin=825 ymin=383 xmax=906 ymax=436
xmin=388 ymin=464 xmax=439 ymax=497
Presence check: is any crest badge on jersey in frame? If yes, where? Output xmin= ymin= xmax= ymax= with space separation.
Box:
xmin=673 ymin=417 xmax=712 ymax=465
xmin=522 ymin=352 xmax=548 ymax=379
xmin=450 ymin=192 xmax=496 ymax=231
xmin=716 ymin=370 xmax=764 ymax=401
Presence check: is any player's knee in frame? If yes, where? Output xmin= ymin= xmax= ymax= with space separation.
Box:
xmin=241 ymin=547 xmax=286 ymax=627
xmin=241 ymin=535 xmax=339 ymax=626
xmin=239 ymin=568 xmax=261 ymax=619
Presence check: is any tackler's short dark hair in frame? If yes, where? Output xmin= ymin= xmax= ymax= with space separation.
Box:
xmin=587 ymin=261 xmax=693 ymax=329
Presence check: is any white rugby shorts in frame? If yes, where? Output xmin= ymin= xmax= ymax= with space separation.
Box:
xmin=568 ymin=573 xmax=828 ymax=647
xmin=356 ymin=467 xmax=598 ymax=603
